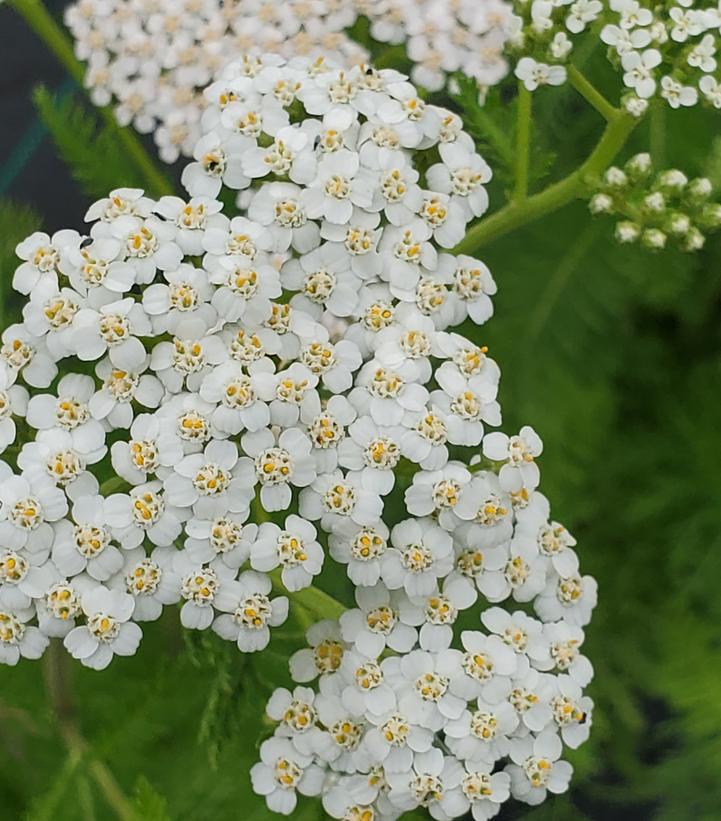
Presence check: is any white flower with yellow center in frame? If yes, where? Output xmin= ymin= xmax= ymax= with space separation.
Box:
xmin=250 ymin=736 xmax=326 ymax=816
xmin=96 ymin=213 xmax=183 ymax=284
xmin=212 ymin=569 xmax=289 ymax=652
xmin=438 ymin=630 xmax=518 ymax=703
xmin=0 ymin=547 xmax=55 ymax=611
xmin=199 ymin=360 xmax=274 ymax=435
xmin=110 ymin=412 xmax=185 ymax=486
xmin=339 ymin=582 xmax=417 ymax=658
xmin=52 ymin=494 xmax=131 ymax=582
xmin=185 ymin=512 xmax=257 ymax=570
xmin=0 ymin=608 xmax=49 ymax=666
xmin=64 ymin=586 xmax=142 ymax=671
xmin=506 ymin=731 xmax=572 ymax=806
xmin=404 ymin=463 xmax=471 ymax=527
xmin=25 ymin=373 xmax=99 ymax=447
xmin=300 ymin=469 xmax=384 ymax=535
xmin=110 ymin=546 xmax=181 ymax=621
xmin=21 ymin=280 xmax=82 ymax=358
xmin=112 ymin=481 xmax=187 ymax=549
xmin=337 ymin=416 xmax=404 ymax=496
xmin=439 ymin=763 xmax=511 ymax=821
xmin=290 ymin=619 xmax=347 ymax=683
xmin=251 ymin=515 xmax=324 ymax=592
xmin=444 ymin=695 xmax=520 ymax=765
xmin=0 ymin=362 xmax=28 ymax=454
xmin=386 ymin=747 xmax=464 ymax=813
xmin=0 ymin=467 xmax=67 ymax=553
xmin=164 ymin=439 xmax=255 ymax=518
xmin=90 ymin=357 xmax=164 ymax=429
xmin=173 ymin=552 xmax=239 ymax=630
xmin=142 ymin=263 xmax=217 ymax=334
xmin=301 ymin=393 xmax=357 ymax=474
xmin=248 ymin=181 xmax=321 ymax=254
xmin=328 ymin=521 xmax=390 ymax=588
xmin=13 ymin=228 xmax=79 ymax=295
xmin=1 ymin=324 xmax=57 ymax=388
xmin=243 ymin=426 xmax=317 ymax=511
xmin=535 ymin=622 xmax=593 ymax=687
xmin=483 ymin=426 xmax=543 ymax=492
xmin=535 ymin=572 xmax=598 ymax=627
xmin=381 ymin=518 xmax=454 ymax=599
xmin=153 ymin=195 xmax=225 ymax=255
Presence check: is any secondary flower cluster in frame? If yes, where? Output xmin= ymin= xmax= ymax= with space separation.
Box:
xmin=589 ymin=152 xmax=721 ymax=251
xmin=65 ymin=0 xmax=369 ymax=162
xmin=510 ymin=0 xmax=604 ymax=91
xmin=602 ymin=0 xmax=721 ymax=116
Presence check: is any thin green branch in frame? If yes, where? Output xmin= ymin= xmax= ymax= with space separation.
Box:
xmin=455 ymin=111 xmax=639 ymax=253
xmin=43 ymin=641 xmax=138 ymax=821
xmin=7 ymin=0 xmax=173 ymax=197
xmin=514 ymin=82 xmax=532 ymax=202
xmin=567 ymin=65 xmax=619 ymax=122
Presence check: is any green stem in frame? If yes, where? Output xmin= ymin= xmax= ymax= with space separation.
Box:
xmin=567 ymin=65 xmax=619 ymax=122
xmin=514 ymin=83 xmax=532 ymax=202
xmin=455 ymin=111 xmax=638 ymax=253
xmin=7 ymin=0 xmax=173 ymax=197
xmin=43 ymin=641 xmax=138 ymax=821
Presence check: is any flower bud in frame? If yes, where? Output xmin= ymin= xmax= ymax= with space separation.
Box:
xmin=615 ymin=221 xmax=640 ymax=243
xmin=604 ymin=167 xmax=628 ymax=189
xmin=625 ymin=153 xmax=652 ymax=180
xmin=666 ymin=212 xmax=691 ymax=236
xmin=642 ymin=228 xmax=667 ymax=250
xmin=589 ymin=193 xmax=614 ymax=215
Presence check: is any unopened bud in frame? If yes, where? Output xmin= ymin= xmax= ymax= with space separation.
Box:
xmin=615 ymin=221 xmax=640 ymax=244
xmin=589 ymin=193 xmax=614 ymax=215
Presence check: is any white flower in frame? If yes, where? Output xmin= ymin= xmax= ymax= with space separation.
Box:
xmin=13 ymin=229 xmax=79 ymax=295
xmin=440 ymin=764 xmax=510 ymax=821
xmin=534 ymin=572 xmax=598 ymax=626
xmin=386 ymin=747 xmax=464 ymax=813
xmin=290 ymin=619 xmax=347 ymax=683
xmin=243 ymin=426 xmax=317 ymax=511
xmin=110 ymin=412 xmax=185 ymax=486
xmin=0 ymin=363 xmax=28 ymax=454
xmin=251 ymin=515 xmax=324 ymax=592
xmin=250 ymin=736 xmax=326 ymax=816
xmin=173 ymin=553 xmax=238 ymax=630
xmin=212 ymin=570 xmax=289 ymax=651
xmin=506 ymin=731 xmax=572 ymax=805
xmin=426 ymin=142 xmax=492 ymax=219
xmin=299 ymin=469 xmax=383 ymax=534
xmin=440 ymin=631 xmax=518 ymax=702
xmin=163 ymin=439 xmax=255 ymax=518
xmin=444 ymin=695 xmax=519 ymax=765
xmin=515 ymin=58 xmax=567 ymax=91
xmin=185 ymin=512 xmax=257 ymax=569
xmin=621 ymin=48 xmax=662 ymax=99
xmin=0 ymin=466 xmax=67 ymax=552
xmin=482 ymin=426 xmax=543 ymax=491
xmin=381 ymin=518 xmax=454 ymax=598
xmin=111 ymin=546 xmax=181 ymax=621
xmin=340 ymin=582 xmax=417 ymax=657
xmin=52 ymin=494 xmax=131 ymax=581
xmin=0 ymin=607 xmax=49 ymax=666
xmin=64 ymin=586 xmax=142 ymax=670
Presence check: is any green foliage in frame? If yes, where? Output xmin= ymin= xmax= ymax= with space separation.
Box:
xmin=0 ymin=200 xmax=41 ymax=325
xmin=33 ymin=86 xmax=146 ymax=200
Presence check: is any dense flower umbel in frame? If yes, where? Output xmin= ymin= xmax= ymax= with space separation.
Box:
xmin=65 ymin=0 xmax=370 ymax=162
xmin=3 ymin=57 xmax=595 ymax=819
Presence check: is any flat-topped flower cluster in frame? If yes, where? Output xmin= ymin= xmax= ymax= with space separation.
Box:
xmin=65 ymin=0 xmax=370 ymax=162
xmin=603 ymin=0 xmax=721 ymax=116
xmin=0 ymin=57 xmax=596 ymax=819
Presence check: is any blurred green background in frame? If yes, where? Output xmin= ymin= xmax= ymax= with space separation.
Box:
xmin=2 ymin=3 xmax=721 ymax=820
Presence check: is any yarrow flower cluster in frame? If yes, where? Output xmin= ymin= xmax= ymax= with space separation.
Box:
xmin=589 ymin=152 xmax=721 ymax=251
xmin=602 ymin=0 xmax=721 ymax=116
xmin=1 ymin=55 xmax=595 ymax=818
xmin=510 ymin=0 xmax=604 ymax=91
xmin=65 ymin=0 xmax=369 ymax=162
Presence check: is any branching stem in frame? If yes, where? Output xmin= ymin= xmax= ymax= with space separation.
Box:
xmin=7 ymin=0 xmax=173 ymax=197
xmin=455 ymin=106 xmax=638 ymax=254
